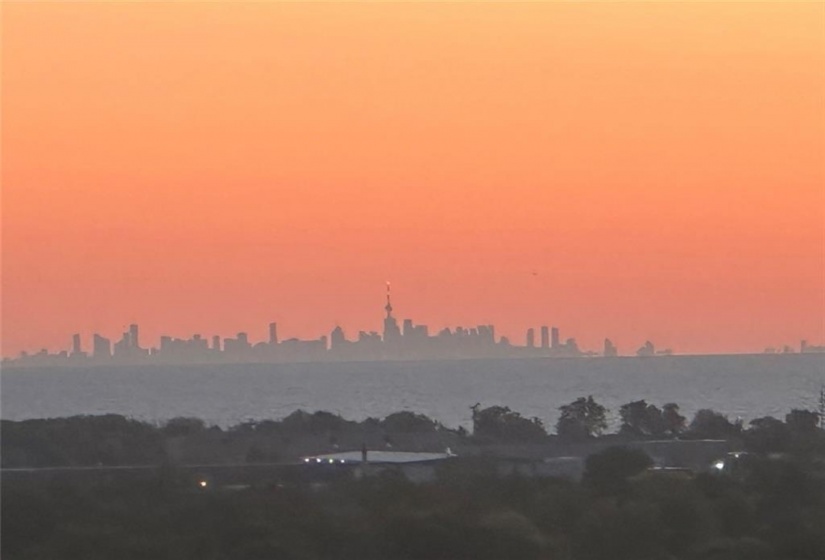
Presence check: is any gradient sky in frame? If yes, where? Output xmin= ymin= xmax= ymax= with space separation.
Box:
xmin=2 ymin=2 xmax=824 ymax=357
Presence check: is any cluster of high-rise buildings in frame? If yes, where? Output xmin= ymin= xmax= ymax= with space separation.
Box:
xmin=7 ymin=284 xmax=821 ymax=368
xmin=5 ymin=287 xmax=623 ymax=367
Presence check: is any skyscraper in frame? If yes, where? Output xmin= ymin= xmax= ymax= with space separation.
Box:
xmin=551 ymin=327 xmax=560 ymax=349
xmin=526 ymin=328 xmax=536 ymax=348
xmin=71 ymin=333 xmax=82 ymax=355
xmin=540 ymin=326 xmax=549 ymax=349
xmin=129 ymin=324 xmax=140 ymax=349
xmin=269 ymin=322 xmax=278 ymax=345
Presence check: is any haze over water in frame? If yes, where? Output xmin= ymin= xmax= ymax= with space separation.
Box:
xmin=3 ymin=354 xmax=823 ymax=430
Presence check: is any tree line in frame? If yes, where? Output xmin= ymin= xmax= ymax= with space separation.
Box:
xmin=472 ymin=397 xmax=821 ymax=451
xmin=2 ymin=398 xmax=823 ymax=468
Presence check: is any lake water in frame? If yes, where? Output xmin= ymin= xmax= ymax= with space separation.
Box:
xmin=2 ymin=354 xmax=823 ymax=430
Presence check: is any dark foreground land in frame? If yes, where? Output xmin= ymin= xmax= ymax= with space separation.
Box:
xmin=3 ymin=401 xmax=825 ymax=559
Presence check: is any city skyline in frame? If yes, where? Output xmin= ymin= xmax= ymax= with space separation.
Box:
xmin=4 ymin=286 xmax=598 ymax=364
xmin=5 ymin=285 xmax=823 ymax=366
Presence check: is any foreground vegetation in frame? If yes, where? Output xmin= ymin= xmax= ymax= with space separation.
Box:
xmin=4 ymin=445 xmax=825 ymax=560
xmin=3 ymin=399 xmax=825 ymax=559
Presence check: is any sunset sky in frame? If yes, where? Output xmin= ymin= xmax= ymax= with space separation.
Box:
xmin=2 ymin=1 xmax=824 ymax=357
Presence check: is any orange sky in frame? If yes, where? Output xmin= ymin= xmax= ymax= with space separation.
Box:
xmin=2 ymin=2 xmax=824 ymax=357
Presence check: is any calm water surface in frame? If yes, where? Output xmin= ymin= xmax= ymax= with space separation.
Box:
xmin=2 ymin=354 xmax=823 ymax=430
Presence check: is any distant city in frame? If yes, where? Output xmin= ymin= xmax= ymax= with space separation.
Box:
xmin=4 ymin=286 xmax=824 ymax=367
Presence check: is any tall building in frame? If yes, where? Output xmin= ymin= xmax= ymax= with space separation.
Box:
xmin=129 ymin=324 xmax=140 ymax=349
xmin=526 ymin=328 xmax=536 ymax=348
xmin=330 ymin=325 xmax=347 ymax=349
xmin=551 ymin=327 xmax=560 ymax=349
xmin=93 ymin=334 xmax=111 ymax=358
xmin=382 ymin=283 xmax=401 ymax=341
xmin=71 ymin=333 xmax=82 ymax=355
xmin=269 ymin=322 xmax=278 ymax=345
xmin=540 ymin=326 xmax=549 ymax=349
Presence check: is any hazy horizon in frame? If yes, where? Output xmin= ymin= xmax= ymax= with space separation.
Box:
xmin=3 ymin=2 xmax=823 ymax=356
xmin=1 ymin=307 xmax=820 ymax=362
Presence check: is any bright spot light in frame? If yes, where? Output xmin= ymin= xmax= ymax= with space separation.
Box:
xmin=315 ymin=458 xmax=321 ymax=463
xmin=304 ymin=458 xmax=310 ymax=463
xmin=199 ymin=481 xmax=208 ymax=488
xmin=339 ymin=460 xmax=345 ymax=464
xmin=714 ymin=461 xmax=725 ymax=471
xmin=328 ymin=459 xmax=334 ymax=464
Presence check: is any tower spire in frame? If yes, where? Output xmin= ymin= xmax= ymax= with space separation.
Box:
xmin=385 ymin=281 xmax=393 ymax=317
xmin=382 ymin=281 xmax=401 ymax=342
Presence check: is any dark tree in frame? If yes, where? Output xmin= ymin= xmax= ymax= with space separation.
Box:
xmin=662 ymin=403 xmax=687 ymax=436
xmin=471 ymin=404 xmax=547 ymax=442
xmin=745 ymin=417 xmax=789 ymax=454
xmin=280 ymin=410 xmax=350 ymax=434
xmin=381 ymin=411 xmax=440 ymax=434
xmin=619 ymin=400 xmax=666 ymax=438
xmin=556 ymin=396 xmax=608 ymax=441
xmin=162 ymin=417 xmax=206 ymax=437
xmin=688 ymin=409 xmax=742 ymax=440
xmin=785 ymin=409 xmax=819 ymax=434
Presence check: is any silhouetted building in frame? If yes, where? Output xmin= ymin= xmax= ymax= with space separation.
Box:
xmin=540 ymin=326 xmax=549 ymax=349
xmin=160 ymin=335 xmax=173 ymax=352
xmin=478 ymin=325 xmax=495 ymax=345
xmin=801 ymin=340 xmax=825 ymax=354
xmin=113 ymin=331 xmax=131 ymax=357
xmin=551 ymin=327 xmax=560 ymax=349
xmin=269 ymin=322 xmax=278 ymax=345
xmin=330 ymin=326 xmax=347 ymax=349
xmin=71 ymin=334 xmax=82 ymax=355
xmin=93 ymin=334 xmax=111 ymax=358
xmin=637 ymin=341 xmax=655 ymax=357
xmin=603 ymin=338 xmax=618 ymax=357
xmin=526 ymin=328 xmax=535 ymax=348
xmin=129 ymin=324 xmax=140 ymax=349
xmin=224 ymin=332 xmax=251 ymax=356
xmin=191 ymin=334 xmax=207 ymax=351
